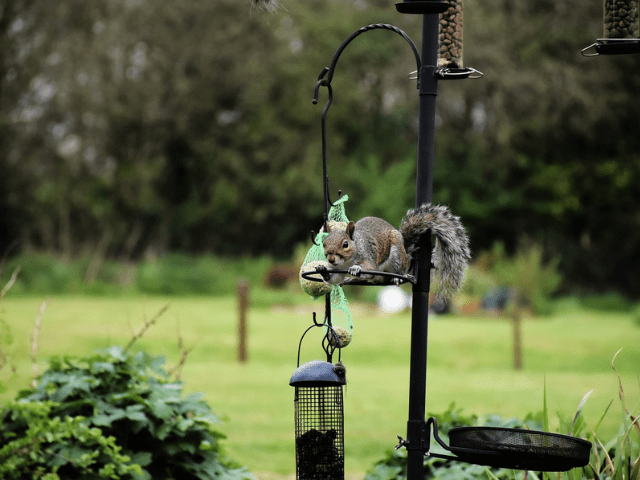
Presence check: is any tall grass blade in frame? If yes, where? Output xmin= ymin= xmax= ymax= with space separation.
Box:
xmin=611 ymin=347 xmax=623 ymax=370
xmin=593 ymin=434 xmax=614 ymax=476
xmin=612 ymin=348 xmax=640 ymax=441
xmin=587 ymin=462 xmax=601 ymax=480
xmin=543 ymin=375 xmax=549 ymax=433
xmin=571 ymin=389 xmax=593 ymax=435
xmin=593 ymin=399 xmax=614 ymax=434
xmin=632 ymin=454 xmax=640 ymax=480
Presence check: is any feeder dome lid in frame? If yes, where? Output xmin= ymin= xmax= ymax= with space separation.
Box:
xmin=290 ymin=360 xmax=346 ymax=386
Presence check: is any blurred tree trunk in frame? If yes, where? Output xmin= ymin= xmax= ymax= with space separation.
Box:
xmin=84 ymin=230 xmax=113 ymax=284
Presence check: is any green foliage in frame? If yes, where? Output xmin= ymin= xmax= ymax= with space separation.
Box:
xmin=2 ymin=0 xmax=640 ymax=296
xmin=578 ymin=292 xmax=634 ymax=313
xmin=135 ymin=254 xmax=272 ymax=296
xmin=2 ymin=254 xmax=85 ymax=295
xmin=460 ymin=264 xmax=498 ymax=298
xmin=559 ymin=353 xmax=640 ymax=480
xmin=342 ymin=154 xmax=416 ymax=222
xmin=0 ymin=401 xmax=140 ymax=480
xmin=633 ymin=305 xmax=640 ymax=328
xmin=4 ymin=253 xmax=275 ymax=297
xmin=367 ymin=353 xmax=640 ymax=480
xmin=471 ymin=242 xmax=562 ymax=315
xmin=0 ymin=265 xmax=18 ymax=395
xmin=365 ymin=404 xmax=542 ymax=480
xmin=4 ymin=346 xmax=254 ymax=480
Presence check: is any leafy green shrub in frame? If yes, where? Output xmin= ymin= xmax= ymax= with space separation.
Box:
xmin=0 ymin=400 xmax=140 ymax=479
xmin=461 ymin=264 xmax=498 ymax=298
xmin=579 ymin=292 xmax=633 ymax=313
xmin=2 ymin=346 xmax=254 ymax=480
xmin=136 ymin=254 xmax=225 ymax=295
xmin=4 ymin=253 xmax=81 ymax=295
xmin=4 ymin=252 xmax=276 ymax=297
xmin=480 ymin=242 xmax=562 ymax=316
xmin=633 ymin=304 xmax=640 ymax=327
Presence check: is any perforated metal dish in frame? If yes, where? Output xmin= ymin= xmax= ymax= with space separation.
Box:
xmin=447 ymin=426 xmax=592 ymax=471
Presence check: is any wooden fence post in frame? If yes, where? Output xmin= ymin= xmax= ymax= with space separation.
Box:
xmin=512 ymin=309 xmax=523 ymax=370
xmin=237 ymin=279 xmax=249 ymax=363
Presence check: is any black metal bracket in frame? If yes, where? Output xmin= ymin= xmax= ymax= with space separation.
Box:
xmin=296 ymin=295 xmax=344 ymax=365
xmin=582 ymin=39 xmax=640 ymax=56
xmin=438 ymin=66 xmax=484 ymax=80
xmin=396 ymin=417 xmax=500 ymax=462
xmin=301 ymin=264 xmax=417 ymax=286
xmin=419 ymin=65 xmax=439 ymax=96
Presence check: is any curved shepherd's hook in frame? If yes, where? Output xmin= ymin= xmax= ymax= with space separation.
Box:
xmin=311 ymin=24 xmax=421 ymax=227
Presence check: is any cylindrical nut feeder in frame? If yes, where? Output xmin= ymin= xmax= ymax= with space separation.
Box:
xmin=583 ymin=0 xmax=640 ymax=54
xmin=438 ymin=0 xmax=463 ymax=67
xmin=604 ymin=0 xmax=639 ymax=40
xmin=290 ymin=360 xmax=346 ymax=480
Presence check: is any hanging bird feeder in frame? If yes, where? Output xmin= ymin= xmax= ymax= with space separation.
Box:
xmin=438 ymin=0 xmax=464 ymax=69
xmin=582 ymin=0 xmax=640 ymax=55
xmin=290 ymin=310 xmax=346 ymax=480
xmin=291 ymin=360 xmax=346 ymax=480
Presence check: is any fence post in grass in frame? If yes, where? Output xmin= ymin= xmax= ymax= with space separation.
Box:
xmin=510 ymin=289 xmax=523 ymax=370
xmin=512 ymin=310 xmax=523 ymax=370
xmin=237 ymin=279 xmax=249 ymax=363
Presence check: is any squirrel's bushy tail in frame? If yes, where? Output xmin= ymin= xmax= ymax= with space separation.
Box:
xmin=251 ymin=0 xmax=279 ymax=11
xmin=400 ymin=203 xmax=471 ymax=300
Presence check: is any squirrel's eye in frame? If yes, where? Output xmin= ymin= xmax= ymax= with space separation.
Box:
xmin=342 ymin=241 xmax=349 ymax=248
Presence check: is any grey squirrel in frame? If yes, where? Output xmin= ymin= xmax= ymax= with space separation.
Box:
xmin=322 ymin=203 xmax=471 ymax=299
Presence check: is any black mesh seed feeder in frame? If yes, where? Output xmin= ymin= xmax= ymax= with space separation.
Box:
xmin=582 ymin=0 xmax=640 ymax=55
xmin=291 ymin=361 xmax=345 ymax=480
xmin=295 ymin=1 xmax=592 ymax=479
xmin=290 ymin=309 xmax=347 ymax=480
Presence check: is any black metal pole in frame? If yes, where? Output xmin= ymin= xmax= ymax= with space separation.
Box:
xmin=415 ymin=13 xmax=438 ymax=206
xmin=396 ymin=3 xmax=446 ymax=478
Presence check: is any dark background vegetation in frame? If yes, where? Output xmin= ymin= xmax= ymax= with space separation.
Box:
xmin=1 ymin=0 xmax=640 ymax=297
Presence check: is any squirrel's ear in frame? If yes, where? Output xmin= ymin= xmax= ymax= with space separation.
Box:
xmin=325 ymin=222 xmax=332 ymax=233
xmin=346 ymin=221 xmax=355 ymax=239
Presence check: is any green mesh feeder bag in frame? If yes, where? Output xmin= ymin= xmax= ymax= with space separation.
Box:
xmin=299 ymin=231 xmax=331 ymax=298
xmin=299 ymin=195 xmax=350 ymax=298
xmin=299 ymin=195 xmax=353 ymax=347
xmin=326 ymin=194 xmax=350 ymax=227
xmin=326 ymin=286 xmax=353 ymax=348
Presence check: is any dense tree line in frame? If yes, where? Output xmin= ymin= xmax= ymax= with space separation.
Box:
xmin=1 ymin=0 xmax=639 ymax=295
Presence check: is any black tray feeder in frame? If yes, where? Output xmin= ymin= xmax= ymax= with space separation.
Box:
xmin=296 ymin=8 xmax=591 ymax=480
xmin=409 ymin=417 xmax=593 ymax=472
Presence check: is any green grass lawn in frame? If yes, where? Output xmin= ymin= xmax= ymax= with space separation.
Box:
xmin=1 ymin=293 xmax=639 ymax=478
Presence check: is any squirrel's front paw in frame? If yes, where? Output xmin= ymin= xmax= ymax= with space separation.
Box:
xmin=347 ymin=265 xmax=362 ymax=277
